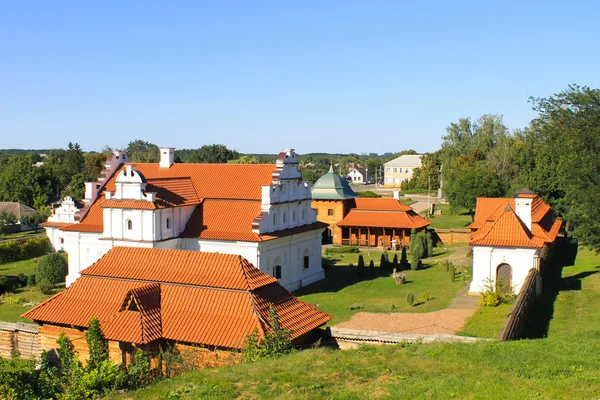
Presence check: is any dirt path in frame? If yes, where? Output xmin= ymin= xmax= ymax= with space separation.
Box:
xmin=436 ymin=244 xmax=472 ymax=268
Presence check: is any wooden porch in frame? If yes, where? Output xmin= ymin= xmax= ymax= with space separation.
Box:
xmin=340 ymin=226 xmax=414 ymax=250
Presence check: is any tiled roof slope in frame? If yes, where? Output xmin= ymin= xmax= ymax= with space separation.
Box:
xmin=469 ymin=194 xmax=562 ymax=248
xmin=24 ymin=247 xmax=330 ymax=348
xmin=100 ymin=178 xmax=201 ymax=210
xmin=337 ymin=198 xmax=430 ymax=229
xmin=60 ymin=163 xmax=275 ymax=233
xmin=0 ymin=202 xmax=37 ymax=220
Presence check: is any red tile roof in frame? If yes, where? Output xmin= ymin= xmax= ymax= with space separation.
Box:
xmin=40 ymin=222 xmax=70 ymax=228
xmin=101 ymin=200 xmax=158 ymax=210
xmin=337 ymin=198 xmax=429 ymax=229
xmin=469 ymin=194 xmax=562 ymax=248
xmin=24 ymin=247 xmax=330 ymax=348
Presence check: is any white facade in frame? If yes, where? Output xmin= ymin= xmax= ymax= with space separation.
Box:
xmin=47 ymin=196 xmax=78 ymax=224
xmin=347 ymin=168 xmax=366 ymax=184
xmin=45 ymin=148 xmax=325 ymax=291
xmin=469 ymin=246 xmax=540 ymax=294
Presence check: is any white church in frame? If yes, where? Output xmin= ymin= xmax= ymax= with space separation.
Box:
xmin=42 ymin=148 xmax=327 ymax=291
xmin=468 ymin=189 xmax=562 ymax=295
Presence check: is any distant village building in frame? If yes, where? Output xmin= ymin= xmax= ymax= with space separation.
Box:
xmin=0 ymin=202 xmax=38 ymax=233
xmin=24 ymin=247 xmax=330 ymax=365
xmin=383 ymin=154 xmax=422 ymax=188
xmin=347 ymin=167 xmax=367 ymax=184
xmin=42 ymin=148 xmax=327 ymax=291
xmin=468 ymin=189 xmax=562 ymax=294
xmin=311 ymin=166 xmax=429 ymax=248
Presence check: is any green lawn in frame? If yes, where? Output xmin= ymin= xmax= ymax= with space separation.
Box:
xmin=110 ymin=247 xmax=600 ymax=400
xmin=0 ymin=286 xmax=61 ymax=323
xmin=294 ymin=249 xmax=469 ymax=325
xmin=425 ymin=203 xmax=472 ymax=229
xmin=0 ymin=230 xmax=44 ymax=241
xmin=0 ymin=257 xmax=41 ymax=277
xmin=456 ymin=303 xmax=512 ymax=338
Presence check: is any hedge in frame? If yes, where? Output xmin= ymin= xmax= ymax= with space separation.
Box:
xmin=325 ymin=246 xmax=360 ymax=255
xmin=0 ymin=237 xmax=51 ymax=264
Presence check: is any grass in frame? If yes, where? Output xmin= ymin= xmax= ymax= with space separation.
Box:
xmin=111 ymin=246 xmax=600 ymax=399
xmin=456 ymin=303 xmax=512 ymax=338
xmin=424 ymin=203 xmax=472 ymax=229
xmin=294 ymin=249 xmax=468 ymax=325
xmin=0 ymin=257 xmax=41 ymax=277
xmin=0 ymin=286 xmax=61 ymax=323
xmin=0 ymin=230 xmax=44 ymax=241
xmin=399 ymin=197 xmax=416 ymax=206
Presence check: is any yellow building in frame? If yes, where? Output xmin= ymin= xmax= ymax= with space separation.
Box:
xmin=383 ymin=154 xmax=422 ymax=188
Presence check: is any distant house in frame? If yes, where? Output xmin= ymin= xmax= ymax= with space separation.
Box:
xmin=347 ymin=167 xmax=367 ymax=184
xmin=468 ymin=189 xmax=562 ymax=295
xmin=383 ymin=155 xmax=422 ymax=188
xmin=0 ymin=202 xmax=38 ymax=233
xmin=24 ymin=247 xmax=331 ymax=366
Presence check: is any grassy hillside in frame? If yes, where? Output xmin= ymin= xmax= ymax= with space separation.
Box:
xmin=113 ymin=248 xmax=600 ymax=399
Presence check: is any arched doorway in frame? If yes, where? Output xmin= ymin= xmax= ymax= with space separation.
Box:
xmin=496 ymin=263 xmax=512 ymax=291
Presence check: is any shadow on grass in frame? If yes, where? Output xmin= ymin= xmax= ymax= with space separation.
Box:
xmin=294 ymin=266 xmax=400 ymax=296
xmin=523 ymin=237 xmax=588 ymax=339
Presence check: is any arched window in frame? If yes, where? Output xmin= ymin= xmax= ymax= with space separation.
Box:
xmin=301 ymin=208 xmax=305 ymax=220
xmin=126 ymin=219 xmax=133 ymax=230
xmin=272 ymin=213 xmax=278 ymax=225
xmin=166 ymin=217 xmax=171 ymax=229
xmin=283 ymin=212 xmax=287 ymax=224
xmin=292 ymin=210 xmax=296 ymax=222
xmin=303 ymin=249 xmax=310 ymax=269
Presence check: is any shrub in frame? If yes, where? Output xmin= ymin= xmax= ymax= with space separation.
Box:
xmin=38 ymin=278 xmax=53 ymax=295
xmin=348 ymin=303 xmax=363 ymax=310
xmin=356 ymin=190 xmax=381 ymax=198
xmin=1 ymin=292 xmax=25 ymax=305
xmin=243 ymin=306 xmax=293 ymax=362
xmin=410 ymin=261 xmax=420 ymax=271
xmin=401 ymin=247 xmax=408 ymax=269
xmin=28 ymin=274 xmax=36 ymax=286
xmin=379 ymin=254 xmax=387 ymax=270
xmin=36 ymin=253 xmax=68 ymax=285
xmin=466 ymin=248 xmax=473 ymax=258
xmin=0 ymin=237 xmax=50 ymax=264
xmin=325 ymin=246 xmax=359 ymax=255
xmin=444 ymin=260 xmax=452 ymax=272
xmin=368 ymin=260 xmax=375 ymax=276
xmin=449 ymin=266 xmax=456 ymax=282
xmin=392 ymin=254 xmax=398 ymax=267
xmin=383 ymin=251 xmax=389 ymax=262
xmin=426 ymin=231 xmax=433 ymax=257
xmin=17 ymin=273 xmax=27 ymax=288
xmin=0 ymin=275 xmax=8 ymax=292
xmin=357 ymin=255 xmax=365 ymax=278
xmin=125 ymin=350 xmax=150 ymax=389
xmin=86 ymin=317 xmax=108 ymax=369
xmin=480 ymin=291 xmax=500 ymax=307
xmin=421 ymin=291 xmax=431 ymax=303
xmin=406 ymin=292 xmax=415 ymax=306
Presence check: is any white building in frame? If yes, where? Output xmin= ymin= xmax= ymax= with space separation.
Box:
xmin=43 ymin=148 xmax=326 ymax=291
xmin=346 ymin=167 xmax=367 ymax=184
xmin=468 ymin=189 xmax=562 ymax=295
xmin=383 ymin=154 xmax=422 ymax=188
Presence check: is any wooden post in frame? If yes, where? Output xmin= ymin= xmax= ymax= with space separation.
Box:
xmin=349 ymin=227 xmax=352 ymax=245
xmin=358 ymin=228 xmax=361 ymax=247
xmin=367 ymin=227 xmax=371 ymax=247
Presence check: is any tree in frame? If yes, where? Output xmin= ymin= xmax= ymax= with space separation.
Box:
xmin=86 ymin=317 xmax=108 ymax=369
xmin=368 ymin=260 xmax=375 ymax=276
xmin=357 ymin=254 xmax=365 ymax=277
xmin=36 ymin=253 xmax=68 ymax=285
xmin=20 ymin=212 xmax=46 ymax=232
xmin=125 ymin=140 xmax=160 ymax=163
xmin=228 ymin=155 xmax=259 ymax=164
xmin=445 ymin=163 xmax=503 ymax=219
xmin=529 ymin=85 xmax=600 ymax=251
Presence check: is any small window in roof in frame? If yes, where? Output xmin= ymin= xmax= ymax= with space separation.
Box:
xmin=127 ymin=300 xmax=139 ymax=312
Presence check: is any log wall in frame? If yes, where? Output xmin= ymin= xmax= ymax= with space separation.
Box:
xmin=0 ymin=322 xmax=41 ymax=359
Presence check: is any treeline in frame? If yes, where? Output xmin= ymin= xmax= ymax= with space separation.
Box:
xmin=441 ymin=84 xmax=600 ymax=251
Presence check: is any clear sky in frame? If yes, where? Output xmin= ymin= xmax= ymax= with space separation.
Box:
xmin=1 ymin=1 xmax=599 ymax=154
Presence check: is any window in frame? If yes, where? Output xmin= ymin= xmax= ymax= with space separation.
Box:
xmin=283 ymin=212 xmax=287 ymax=223
xmin=303 ymin=249 xmax=310 ymax=269
xmin=386 ymin=168 xmax=391 ymax=173
xmin=327 ymin=209 xmax=334 ymax=216
xmin=126 ymin=219 xmax=133 ymax=230
xmin=273 ymin=265 xmax=282 ymax=279
xmin=166 ymin=217 xmax=171 ymax=229
xmin=127 ymin=300 xmax=139 ymax=312
xmin=292 ymin=210 xmax=296 ymax=221
xmin=59 ymin=238 xmax=64 ymax=244
xmin=272 ymin=213 xmax=277 ymax=225
xmin=393 ymin=168 xmax=397 ymax=173
xmin=301 ymin=209 xmax=305 ymax=220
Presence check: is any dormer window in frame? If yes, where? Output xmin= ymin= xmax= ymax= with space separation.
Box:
xmin=127 ymin=300 xmax=139 ymax=311
xmin=126 ymin=219 xmax=133 ymax=230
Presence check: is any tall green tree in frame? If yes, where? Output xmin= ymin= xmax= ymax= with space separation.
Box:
xmin=125 ymin=139 xmax=160 ymax=163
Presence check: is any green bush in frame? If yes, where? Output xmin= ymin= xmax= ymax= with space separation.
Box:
xmin=406 ymin=292 xmax=415 ymax=306
xmin=36 ymin=253 xmax=68 ymax=285
xmin=426 ymin=231 xmax=433 ymax=257
xmin=0 ymin=275 xmax=9 ymax=292
xmin=379 ymin=254 xmax=387 ymax=270
xmin=243 ymin=306 xmax=292 ymax=362
xmin=410 ymin=261 xmax=420 ymax=271
xmin=27 ymin=274 xmax=36 ymax=286
xmin=356 ymin=190 xmax=382 ymax=198
xmin=392 ymin=253 xmax=398 ymax=267
xmin=449 ymin=266 xmax=456 ymax=282
xmin=0 ymin=237 xmax=50 ymax=264
xmin=357 ymin=255 xmax=365 ymax=278
xmin=38 ymin=278 xmax=53 ymax=295
xmin=325 ymin=246 xmax=359 ymax=255
xmin=401 ymin=247 xmax=408 ymax=269
xmin=17 ymin=273 xmax=28 ymax=288
xmin=368 ymin=260 xmax=375 ymax=276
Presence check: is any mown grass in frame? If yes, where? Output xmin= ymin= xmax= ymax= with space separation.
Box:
xmin=0 ymin=257 xmax=40 ymax=277
xmin=0 ymin=287 xmax=61 ymax=323
xmin=294 ymin=249 xmax=469 ymax=325
xmin=456 ymin=303 xmax=512 ymax=338
xmin=0 ymin=230 xmax=44 ymax=241
xmin=112 ymin=247 xmax=600 ymax=400
xmin=424 ymin=203 xmax=472 ymax=229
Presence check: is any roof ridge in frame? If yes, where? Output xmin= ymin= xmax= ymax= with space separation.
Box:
xmin=238 ymin=255 xmax=252 ymax=292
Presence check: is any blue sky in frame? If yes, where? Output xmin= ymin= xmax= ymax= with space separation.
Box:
xmin=1 ymin=1 xmax=598 ymax=154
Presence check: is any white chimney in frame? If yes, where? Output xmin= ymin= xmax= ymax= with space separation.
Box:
xmin=393 ymin=190 xmax=400 ymax=200
xmin=515 ymin=197 xmax=532 ymax=230
xmin=159 ymin=147 xmax=175 ymax=168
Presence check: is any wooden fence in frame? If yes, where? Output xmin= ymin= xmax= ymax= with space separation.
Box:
xmin=498 ymin=268 xmax=539 ymax=341
xmin=0 ymin=322 xmax=40 ymax=359
xmin=433 ymin=228 xmax=472 ymax=244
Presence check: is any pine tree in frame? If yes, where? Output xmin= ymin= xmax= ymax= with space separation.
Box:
xmin=368 ymin=260 xmax=375 ymax=276
xmin=357 ymin=254 xmax=365 ymax=278
xmin=86 ymin=317 xmax=108 ymax=369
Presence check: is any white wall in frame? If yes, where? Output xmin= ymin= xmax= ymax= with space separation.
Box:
xmin=470 ymin=246 xmax=540 ymax=294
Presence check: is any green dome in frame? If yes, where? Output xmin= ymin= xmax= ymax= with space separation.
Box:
xmin=311 ymin=165 xmax=358 ymax=200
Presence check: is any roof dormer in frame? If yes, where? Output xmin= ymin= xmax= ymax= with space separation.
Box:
xmin=114 ymin=165 xmax=148 ymax=200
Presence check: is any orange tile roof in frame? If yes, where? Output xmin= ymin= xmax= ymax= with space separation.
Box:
xmin=101 ymin=200 xmax=158 ymax=210
xmin=24 ymin=247 xmax=330 ymax=348
xmin=469 ymin=195 xmax=562 ymax=248
xmin=58 ymin=163 xmax=274 ymax=234
xmin=40 ymin=222 xmax=70 ymax=228
xmin=337 ymin=209 xmax=430 ymax=229
xmin=354 ymin=198 xmax=413 ymax=211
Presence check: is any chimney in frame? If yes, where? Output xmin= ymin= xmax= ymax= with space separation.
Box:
xmin=393 ymin=190 xmax=400 ymax=200
xmin=514 ymin=197 xmax=532 ymax=230
xmin=159 ymin=147 xmax=175 ymax=168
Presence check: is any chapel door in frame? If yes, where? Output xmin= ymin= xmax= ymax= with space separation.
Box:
xmin=496 ymin=263 xmax=512 ymax=290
